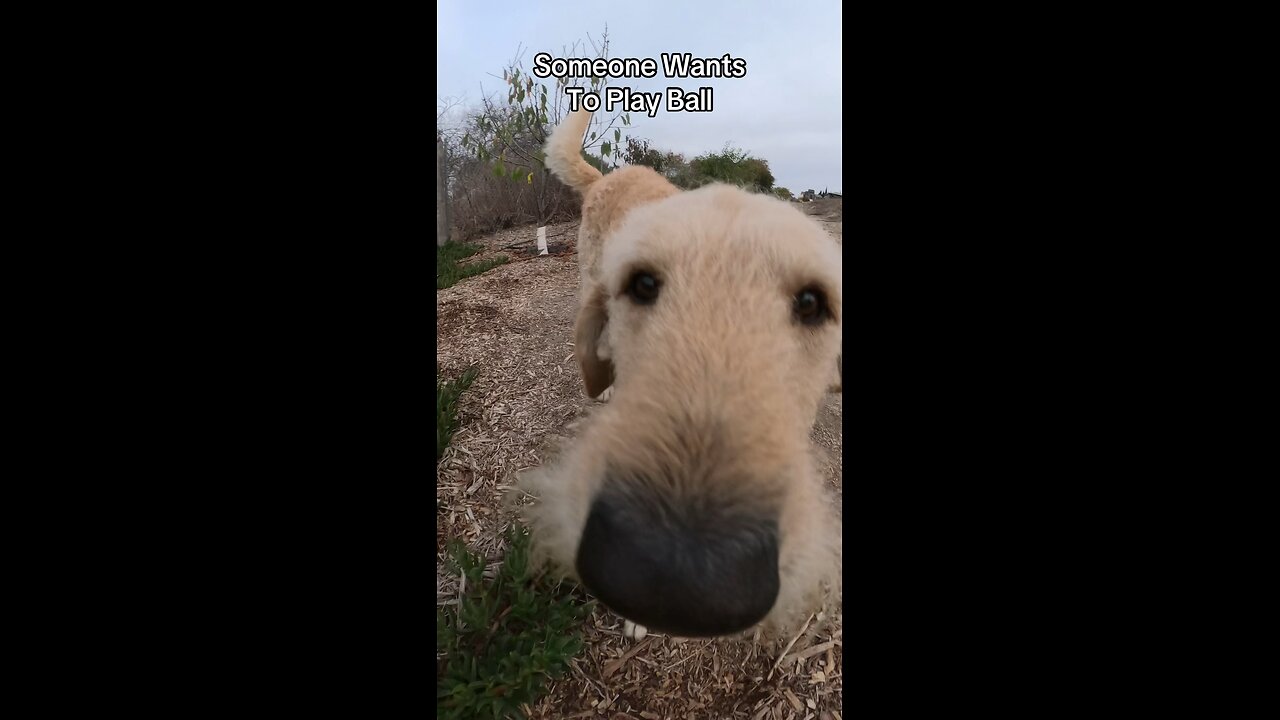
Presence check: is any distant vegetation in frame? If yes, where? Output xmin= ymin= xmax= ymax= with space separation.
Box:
xmin=438 ymin=28 xmax=808 ymax=244
xmin=622 ymin=137 xmax=776 ymax=194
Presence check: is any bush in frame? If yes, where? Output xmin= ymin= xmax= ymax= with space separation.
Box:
xmin=581 ymin=150 xmax=612 ymax=175
xmin=621 ymin=137 xmax=778 ymax=193
xmin=437 ymin=366 xmax=479 ymax=460
xmin=438 ymin=241 xmax=509 ymax=289
xmin=439 ymin=127 xmax=581 ymax=242
xmin=622 ymin=137 xmax=670 ymax=172
xmin=437 ymin=527 xmax=593 ymax=719
xmin=690 ymin=145 xmax=775 ymax=193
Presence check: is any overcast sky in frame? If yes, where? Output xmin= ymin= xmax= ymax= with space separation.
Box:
xmin=437 ymin=0 xmax=842 ymax=193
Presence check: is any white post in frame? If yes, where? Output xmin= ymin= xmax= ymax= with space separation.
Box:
xmin=537 ymin=226 xmax=548 ymax=256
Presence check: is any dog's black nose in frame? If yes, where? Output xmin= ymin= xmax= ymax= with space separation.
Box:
xmin=575 ymin=490 xmax=780 ymax=637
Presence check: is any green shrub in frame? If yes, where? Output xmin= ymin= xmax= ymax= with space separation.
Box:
xmin=438 ymin=241 xmax=510 ymax=289
xmin=437 ymin=367 xmax=479 ymax=460
xmin=621 ymin=137 xmax=777 ymax=193
xmin=622 ymin=137 xmax=672 ymax=172
xmin=690 ymin=145 xmax=775 ymax=193
xmin=437 ymin=527 xmax=593 ymax=719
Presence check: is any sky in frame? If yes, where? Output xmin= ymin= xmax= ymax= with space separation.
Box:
xmin=437 ymin=0 xmax=842 ymax=194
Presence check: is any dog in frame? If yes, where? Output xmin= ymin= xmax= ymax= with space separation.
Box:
xmin=517 ymin=108 xmax=842 ymax=640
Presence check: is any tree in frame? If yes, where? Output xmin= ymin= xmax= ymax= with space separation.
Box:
xmin=458 ymin=27 xmax=634 ymax=226
xmin=437 ymin=135 xmax=451 ymax=247
xmin=437 ymin=95 xmax=468 ymax=198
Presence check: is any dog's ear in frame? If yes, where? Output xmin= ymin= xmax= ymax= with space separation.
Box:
xmin=575 ymin=283 xmax=614 ymax=398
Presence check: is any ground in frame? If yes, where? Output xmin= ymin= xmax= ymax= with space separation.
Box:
xmin=437 ymin=198 xmax=845 ymax=720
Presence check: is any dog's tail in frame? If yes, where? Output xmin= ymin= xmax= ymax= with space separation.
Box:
xmin=544 ymin=108 xmax=603 ymax=194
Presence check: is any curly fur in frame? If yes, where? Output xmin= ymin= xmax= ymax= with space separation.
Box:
xmin=516 ymin=109 xmax=842 ymax=641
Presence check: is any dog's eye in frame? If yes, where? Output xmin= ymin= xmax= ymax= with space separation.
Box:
xmin=795 ymin=288 xmax=829 ymax=325
xmin=628 ymin=272 xmax=661 ymax=305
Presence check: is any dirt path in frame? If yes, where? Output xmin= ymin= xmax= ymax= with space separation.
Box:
xmin=437 ymin=199 xmax=844 ymax=720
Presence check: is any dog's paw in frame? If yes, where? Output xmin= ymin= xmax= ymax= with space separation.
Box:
xmin=623 ymin=619 xmax=647 ymax=640
xmin=596 ymin=386 xmax=614 ymax=403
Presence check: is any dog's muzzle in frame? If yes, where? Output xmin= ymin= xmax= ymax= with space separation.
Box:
xmin=575 ymin=481 xmax=780 ymax=637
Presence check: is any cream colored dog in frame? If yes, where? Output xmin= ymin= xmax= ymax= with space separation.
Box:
xmin=518 ymin=108 xmax=842 ymax=639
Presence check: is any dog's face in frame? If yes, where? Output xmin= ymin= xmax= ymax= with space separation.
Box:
xmin=586 ymin=186 xmax=841 ymax=415
xmin=520 ymin=184 xmax=841 ymax=639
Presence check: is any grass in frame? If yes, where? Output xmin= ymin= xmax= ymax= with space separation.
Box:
xmin=438 ymin=240 xmax=510 ymax=289
xmin=437 ymin=527 xmax=593 ymax=720
xmin=434 ymin=238 xmax=588 ymax=718
xmin=437 ymin=367 xmax=479 ymax=461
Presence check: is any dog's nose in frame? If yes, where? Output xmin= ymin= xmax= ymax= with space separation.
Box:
xmin=575 ymin=491 xmax=779 ymax=637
